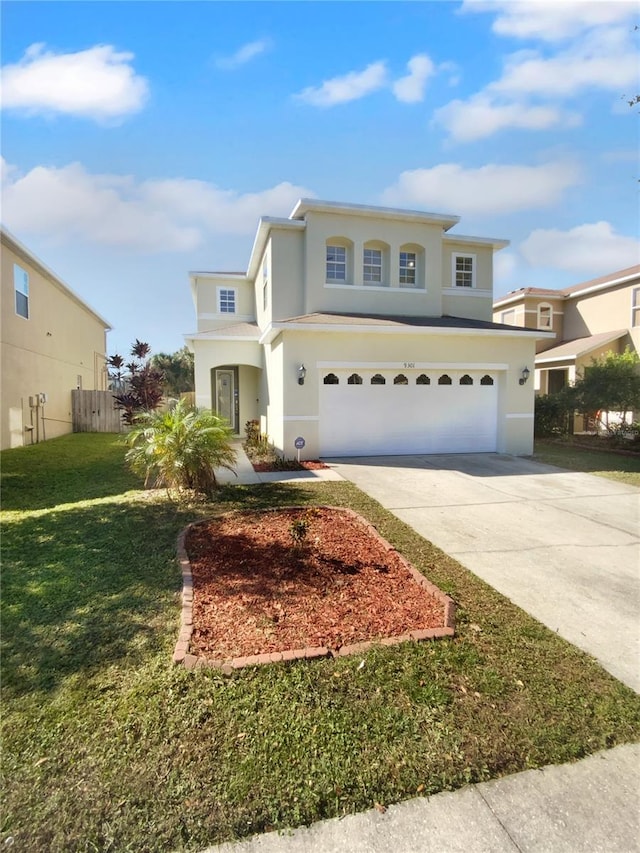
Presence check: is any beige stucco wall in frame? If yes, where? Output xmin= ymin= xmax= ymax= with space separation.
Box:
xmin=272 ymin=329 xmax=535 ymax=458
xmin=192 ymin=338 xmax=262 ymax=409
xmin=193 ymin=274 xmax=255 ymax=331
xmin=564 ymin=281 xmax=638 ymax=340
xmin=301 ymin=210 xmax=446 ymax=317
xmin=270 ymin=229 xmax=305 ymax=322
xmin=1 ymin=234 xmax=109 ymax=449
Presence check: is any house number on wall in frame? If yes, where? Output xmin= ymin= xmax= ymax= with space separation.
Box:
xmin=403 ymin=362 xmax=415 ymax=369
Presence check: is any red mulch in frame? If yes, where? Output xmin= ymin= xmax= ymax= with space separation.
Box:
xmin=250 ymin=460 xmax=330 ymax=472
xmin=186 ymin=507 xmax=445 ymax=660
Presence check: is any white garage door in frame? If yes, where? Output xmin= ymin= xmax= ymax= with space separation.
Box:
xmin=319 ymin=368 xmax=498 ymax=456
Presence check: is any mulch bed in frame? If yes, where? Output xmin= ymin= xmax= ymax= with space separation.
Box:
xmin=186 ymin=507 xmax=447 ymax=660
xmin=250 ymin=459 xmax=330 ymax=472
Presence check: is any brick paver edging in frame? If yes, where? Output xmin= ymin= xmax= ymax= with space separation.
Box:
xmin=173 ymin=506 xmax=456 ymax=672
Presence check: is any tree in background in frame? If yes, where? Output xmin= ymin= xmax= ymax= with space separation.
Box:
xmin=125 ymin=399 xmax=236 ymax=496
xmin=149 ymin=347 xmax=195 ymax=398
xmin=107 ymin=340 xmax=165 ymax=425
xmin=571 ymin=348 xmax=640 ymax=434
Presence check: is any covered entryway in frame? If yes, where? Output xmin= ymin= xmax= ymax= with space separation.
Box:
xmin=319 ymin=368 xmax=498 ymax=456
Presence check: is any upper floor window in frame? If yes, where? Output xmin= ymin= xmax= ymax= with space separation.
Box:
xmin=537 ymin=303 xmax=553 ymax=329
xmin=453 ymin=254 xmax=475 ymax=288
xmin=363 ymin=248 xmax=382 ymax=283
xmin=632 ymin=288 xmax=640 ymax=328
xmin=326 ymin=245 xmax=347 ymax=282
xmin=399 ymin=251 xmax=416 ymax=286
xmin=14 ymin=264 xmax=29 ymax=319
xmin=218 ymin=287 xmax=236 ymax=314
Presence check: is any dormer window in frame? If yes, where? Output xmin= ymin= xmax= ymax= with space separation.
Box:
xmin=326 ymin=245 xmax=347 ymax=282
xmin=537 ymin=303 xmax=553 ymax=329
xmin=217 ymin=287 xmax=236 ymax=314
xmin=453 ymin=254 xmax=475 ymax=288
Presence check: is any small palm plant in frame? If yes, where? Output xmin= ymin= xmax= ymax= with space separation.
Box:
xmin=125 ymin=399 xmax=236 ymax=496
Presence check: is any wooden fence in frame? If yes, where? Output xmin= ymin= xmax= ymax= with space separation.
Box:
xmin=72 ymin=390 xmax=123 ymax=433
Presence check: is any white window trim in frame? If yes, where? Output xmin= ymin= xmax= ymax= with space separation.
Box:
xmin=326 ymin=244 xmax=347 ymax=283
xmin=216 ymin=286 xmax=237 ymax=314
xmin=14 ymin=263 xmax=29 ymax=319
xmin=537 ymin=302 xmax=553 ymax=329
xmin=452 ymin=253 xmax=476 ymax=288
xmin=632 ymin=287 xmax=640 ymax=328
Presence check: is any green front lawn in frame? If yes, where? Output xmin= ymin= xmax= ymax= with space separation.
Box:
xmin=533 ymin=438 xmax=640 ymax=487
xmin=2 ymin=434 xmax=640 ymax=852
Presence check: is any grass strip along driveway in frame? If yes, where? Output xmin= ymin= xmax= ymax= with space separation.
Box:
xmin=2 ymin=435 xmax=640 ymax=852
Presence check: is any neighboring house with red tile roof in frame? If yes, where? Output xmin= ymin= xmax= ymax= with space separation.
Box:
xmin=493 ymin=265 xmax=639 ymax=396
xmin=185 ymin=199 xmax=553 ymax=459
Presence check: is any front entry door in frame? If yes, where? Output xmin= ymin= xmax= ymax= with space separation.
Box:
xmin=214 ymin=367 xmax=239 ymax=433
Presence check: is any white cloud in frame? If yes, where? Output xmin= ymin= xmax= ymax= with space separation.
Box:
xmin=215 ymin=39 xmax=271 ymax=70
xmin=462 ymin=1 xmax=638 ymax=42
xmin=520 ymin=222 xmax=640 ymax=273
xmin=392 ymin=54 xmax=435 ymax=103
xmin=0 ymin=158 xmax=313 ymax=252
xmin=381 ymin=161 xmax=581 ymax=216
xmin=439 ymin=5 xmax=638 ymax=142
xmin=434 ymin=94 xmax=578 ymax=142
xmin=492 ymin=28 xmax=639 ymax=98
xmin=295 ymin=61 xmax=387 ymax=107
xmin=0 ymin=43 xmax=148 ymax=121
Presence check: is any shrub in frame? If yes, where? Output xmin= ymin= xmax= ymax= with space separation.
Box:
xmin=534 ymin=392 xmax=574 ymax=438
xmin=125 ymin=399 xmax=236 ymax=496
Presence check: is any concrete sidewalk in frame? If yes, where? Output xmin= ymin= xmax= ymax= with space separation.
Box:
xmin=205 ymin=743 xmax=640 ymax=853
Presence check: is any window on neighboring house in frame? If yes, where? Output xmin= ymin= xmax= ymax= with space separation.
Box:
xmin=399 ymin=251 xmax=416 ymax=286
xmin=537 ymin=303 xmax=553 ymax=329
xmin=347 ymin=373 xmax=362 ymax=385
xmin=363 ymin=248 xmax=382 ymax=283
xmin=14 ymin=264 xmax=29 ymax=318
xmin=501 ymin=309 xmax=516 ymax=325
xmin=262 ymin=257 xmax=269 ymax=310
xmin=453 ymin=254 xmax=475 ymax=288
xmin=326 ymin=245 xmax=347 ymax=281
xmin=632 ymin=287 xmax=640 ymax=327
xmin=218 ymin=288 xmax=236 ymax=314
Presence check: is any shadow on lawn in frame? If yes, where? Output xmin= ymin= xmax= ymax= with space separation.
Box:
xmin=1 ymin=482 xmax=323 ymax=696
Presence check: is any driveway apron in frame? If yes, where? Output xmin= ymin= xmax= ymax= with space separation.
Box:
xmin=327 ymin=453 xmax=640 ymax=693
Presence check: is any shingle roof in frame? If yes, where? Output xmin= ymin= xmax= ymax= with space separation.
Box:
xmin=279 ymin=311 xmax=539 ymax=333
xmin=535 ymin=330 xmax=627 ymax=363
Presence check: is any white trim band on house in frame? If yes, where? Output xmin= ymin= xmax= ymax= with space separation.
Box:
xmin=283 ymin=416 xmax=320 ymax=422
xmin=505 ymin=413 xmax=535 ymax=419
xmin=317 ymin=361 xmax=509 ymax=371
xmin=260 ymin=322 xmax=550 ymax=345
xmin=324 ymin=284 xmax=427 ymax=294
xmin=442 ymin=288 xmax=493 ymax=299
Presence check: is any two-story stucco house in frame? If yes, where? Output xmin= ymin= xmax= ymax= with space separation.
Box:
xmin=186 ymin=199 xmax=550 ymax=459
xmin=493 ymin=265 xmax=640 ymax=398
xmin=1 ymin=227 xmax=111 ymax=449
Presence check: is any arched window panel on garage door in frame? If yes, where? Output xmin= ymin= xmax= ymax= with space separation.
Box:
xmin=480 ymin=374 xmax=494 ymax=386
xmin=371 ymin=374 xmax=386 ymax=385
xmin=438 ymin=374 xmax=452 ymax=385
xmin=460 ymin=374 xmax=473 ymax=385
xmin=416 ymin=374 xmax=430 ymax=385
xmin=394 ymin=374 xmax=409 ymax=385
xmin=323 ymin=373 xmax=339 ymax=385
xmin=347 ymin=373 xmax=363 ymax=385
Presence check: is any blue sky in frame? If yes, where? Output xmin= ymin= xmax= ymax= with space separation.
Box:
xmin=2 ymin=0 xmax=639 ymax=356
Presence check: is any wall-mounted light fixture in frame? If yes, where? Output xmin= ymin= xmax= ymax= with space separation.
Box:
xmin=519 ymin=366 xmax=531 ymax=385
xmin=297 ymin=364 xmax=307 ymax=385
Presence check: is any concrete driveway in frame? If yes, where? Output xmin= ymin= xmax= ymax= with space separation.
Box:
xmin=327 ymin=453 xmax=640 ymax=692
